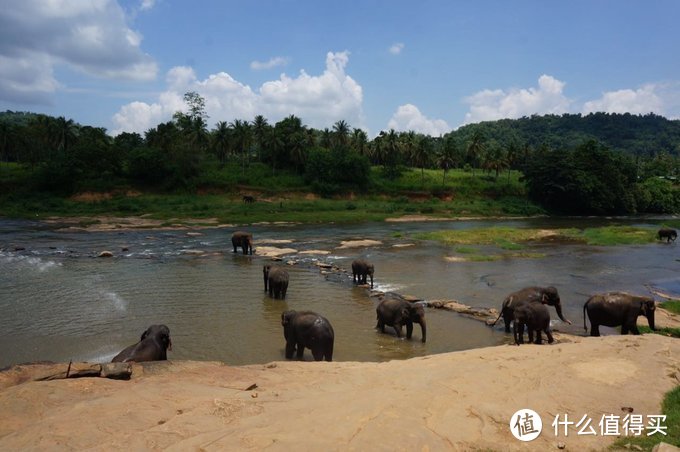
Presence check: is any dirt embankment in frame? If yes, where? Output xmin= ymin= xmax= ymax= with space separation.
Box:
xmin=0 ymin=335 xmax=678 ymax=451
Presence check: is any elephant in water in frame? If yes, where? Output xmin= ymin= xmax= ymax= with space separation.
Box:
xmin=583 ymin=292 xmax=656 ymax=336
xmin=231 ymin=231 xmax=253 ymax=255
xmin=490 ymin=286 xmax=571 ymax=340
xmin=657 ymin=228 xmax=677 ymax=243
xmin=351 ymin=259 xmax=374 ymax=288
xmin=263 ymin=264 xmax=289 ymax=299
xmin=111 ymin=324 xmax=172 ymax=363
xmin=513 ymin=303 xmax=554 ymax=345
xmin=281 ymin=310 xmax=334 ymax=361
xmin=376 ymin=294 xmax=427 ymax=343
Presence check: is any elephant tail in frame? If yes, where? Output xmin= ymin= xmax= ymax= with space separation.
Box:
xmin=489 ymin=310 xmax=503 ymax=327
xmin=583 ymin=300 xmax=588 ymax=332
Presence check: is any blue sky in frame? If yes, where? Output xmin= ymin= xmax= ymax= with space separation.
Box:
xmin=1 ymin=0 xmax=679 ymax=137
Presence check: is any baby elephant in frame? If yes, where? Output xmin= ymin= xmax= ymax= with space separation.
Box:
xmin=512 ymin=303 xmax=554 ymax=345
xmin=351 ymin=259 xmax=374 ymax=288
xmin=376 ymin=295 xmax=427 ymax=343
xmin=281 ymin=310 xmax=334 ymax=361
xmin=263 ymin=264 xmax=289 ymax=299
xmin=658 ymin=228 xmax=677 ymax=243
xmin=111 ymin=324 xmax=172 ymax=362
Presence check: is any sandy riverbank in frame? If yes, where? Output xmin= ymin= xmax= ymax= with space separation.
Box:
xmin=0 ymin=334 xmax=678 ymax=451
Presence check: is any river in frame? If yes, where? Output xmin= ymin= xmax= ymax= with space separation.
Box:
xmin=1 ymin=217 xmax=678 ymax=368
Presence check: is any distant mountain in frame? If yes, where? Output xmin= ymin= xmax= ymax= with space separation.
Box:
xmin=447 ymin=112 xmax=680 ymax=156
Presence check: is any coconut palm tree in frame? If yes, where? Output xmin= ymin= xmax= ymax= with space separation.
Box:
xmin=231 ymin=119 xmax=253 ymax=174
xmin=252 ymin=115 xmax=269 ymax=161
xmin=332 ymin=120 xmax=350 ymax=150
xmin=437 ymin=136 xmax=459 ymax=184
xmin=351 ymin=128 xmax=369 ymax=156
xmin=211 ymin=121 xmax=231 ymax=166
xmin=466 ymin=131 xmax=485 ymax=176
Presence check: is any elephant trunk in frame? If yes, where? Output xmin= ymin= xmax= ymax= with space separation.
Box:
xmin=555 ymin=303 xmax=571 ymax=325
xmin=583 ymin=302 xmax=588 ymax=332
xmin=419 ymin=319 xmax=427 ymax=343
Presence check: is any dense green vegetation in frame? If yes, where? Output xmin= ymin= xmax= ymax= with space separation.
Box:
xmin=1 ymin=93 xmax=680 ymax=220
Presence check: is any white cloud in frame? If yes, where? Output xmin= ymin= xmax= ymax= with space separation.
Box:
xmin=112 ymin=51 xmax=365 ymax=135
xmin=0 ymin=0 xmax=157 ymax=104
xmin=387 ymin=104 xmax=450 ymax=136
xmin=389 ymin=43 xmax=405 ymax=55
xmin=582 ymin=84 xmax=663 ymax=115
xmin=140 ymin=0 xmax=156 ymax=10
xmin=250 ymin=57 xmax=289 ymax=71
xmin=463 ymin=75 xmax=571 ymax=124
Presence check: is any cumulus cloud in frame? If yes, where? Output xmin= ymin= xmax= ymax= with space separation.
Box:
xmin=250 ymin=57 xmax=289 ymax=71
xmin=0 ymin=0 xmax=157 ymax=104
xmin=387 ymin=104 xmax=450 ymax=136
xmin=112 ymin=51 xmax=365 ymax=135
xmin=463 ymin=75 xmax=571 ymax=124
xmin=582 ymin=85 xmax=663 ymax=115
xmin=389 ymin=43 xmax=405 ymax=55
xmin=140 ymin=0 xmax=156 ymax=10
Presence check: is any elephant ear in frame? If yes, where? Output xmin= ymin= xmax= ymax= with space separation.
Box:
xmin=541 ymin=293 xmax=550 ymax=304
xmin=140 ymin=327 xmax=151 ymax=341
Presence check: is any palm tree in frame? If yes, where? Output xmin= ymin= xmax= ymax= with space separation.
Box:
xmin=252 ymin=115 xmax=269 ymax=161
xmin=408 ymin=133 xmax=431 ymax=186
xmin=466 ymin=131 xmax=485 ymax=176
xmin=437 ymin=136 xmax=459 ymax=184
xmin=54 ymin=116 xmax=78 ymax=153
xmin=263 ymin=128 xmax=284 ymax=175
xmin=483 ymin=141 xmax=508 ymax=179
xmin=332 ymin=120 xmax=350 ymax=150
xmin=212 ymin=121 xmax=231 ymax=166
xmin=351 ymin=128 xmax=368 ymax=156
xmin=320 ymin=128 xmax=332 ymax=149
xmin=231 ymin=119 xmax=253 ymax=174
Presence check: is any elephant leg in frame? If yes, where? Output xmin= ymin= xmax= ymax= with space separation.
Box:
xmin=296 ymin=342 xmax=305 ymax=359
xmin=545 ymin=328 xmax=554 ymax=344
xmin=503 ymin=312 xmax=512 ymax=333
xmin=311 ymin=348 xmax=324 ymax=361
xmin=590 ymin=323 xmax=600 ymax=337
xmin=526 ymin=326 xmax=534 ymax=344
xmin=392 ymin=324 xmax=403 ymax=338
xmin=285 ymin=341 xmax=296 ymax=359
xmin=406 ymin=322 xmax=414 ymax=339
xmin=630 ymin=324 xmax=641 ymax=335
xmin=325 ymin=343 xmax=333 ymax=362
xmin=534 ymin=330 xmax=542 ymax=345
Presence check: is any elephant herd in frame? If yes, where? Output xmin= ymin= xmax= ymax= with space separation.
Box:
xmin=108 ymin=229 xmax=664 ymax=364
xmin=490 ymin=286 xmax=657 ymax=345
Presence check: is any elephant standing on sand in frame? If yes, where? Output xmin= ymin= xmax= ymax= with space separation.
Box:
xmin=352 ymin=259 xmax=374 ymax=288
xmin=490 ymin=286 xmax=571 ymax=339
xmin=264 ymin=264 xmax=289 ymax=299
xmin=513 ymin=303 xmax=554 ymax=345
xmin=112 ymin=324 xmax=172 ymax=363
xmin=657 ymin=228 xmax=677 ymax=243
xmin=231 ymin=231 xmax=253 ymax=255
xmin=376 ymin=294 xmax=427 ymax=343
xmin=583 ymin=292 xmax=656 ymax=336
xmin=281 ymin=310 xmax=334 ymax=361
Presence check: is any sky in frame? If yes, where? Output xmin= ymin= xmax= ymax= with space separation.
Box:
xmin=1 ymin=0 xmax=679 ymax=137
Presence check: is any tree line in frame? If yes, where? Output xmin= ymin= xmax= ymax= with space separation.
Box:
xmin=1 ymin=92 xmax=679 ymax=214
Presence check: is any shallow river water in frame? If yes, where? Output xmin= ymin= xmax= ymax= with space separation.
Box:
xmin=1 ymin=217 xmax=678 ymax=368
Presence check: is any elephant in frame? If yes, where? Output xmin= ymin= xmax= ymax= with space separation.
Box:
xmin=351 ymin=259 xmax=374 ymax=288
xmin=657 ymin=228 xmax=677 ymax=243
xmin=281 ymin=310 xmax=334 ymax=361
xmin=513 ymin=303 xmax=554 ymax=345
xmin=490 ymin=286 xmax=571 ymax=338
xmin=376 ymin=295 xmax=427 ymax=343
xmin=231 ymin=231 xmax=253 ymax=255
xmin=242 ymin=195 xmax=255 ymax=203
xmin=111 ymin=324 xmax=172 ymax=363
xmin=583 ymin=292 xmax=656 ymax=336
xmin=263 ymin=264 xmax=289 ymax=299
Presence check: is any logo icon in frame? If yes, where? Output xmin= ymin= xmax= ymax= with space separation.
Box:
xmin=510 ymin=409 xmax=543 ymax=441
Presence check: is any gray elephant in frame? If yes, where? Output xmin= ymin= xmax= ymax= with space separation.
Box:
xmin=376 ymin=295 xmax=427 ymax=343
xmin=264 ymin=264 xmax=289 ymax=299
xmin=490 ymin=286 xmax=571 ymax=336
xmin=281 ymin=310 xmax=334 ymax=361
xmin=351 ymin=259 xmax=374 ymax=288
xmin=231 ymin=231 xmax=253 ymax=255
xmin=513 ymin=303 xmax=554 ymax=345
xmin=657 ymin=228 xmax=677 ymax=243
xmin=111 ymin=324 xmax=172 ymax=363
xmin=583 ymin=292 xmax=656 ymax=336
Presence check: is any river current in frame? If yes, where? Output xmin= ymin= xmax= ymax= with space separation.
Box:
xmin=1 ymin=217 xmax=678 ymax=368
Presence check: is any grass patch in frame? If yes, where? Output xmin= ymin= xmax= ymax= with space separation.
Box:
xmin=639 ymin=325 xmax=680 ymax=338
xmin=455 ymin=247 xmax=477 ymax=254
xmin=414 ymin=226 xmax=659 ymax=248
xmin=467 ymin=254 xmax=500 ymax=262
xmin=660 ymin=300 xmax=680 ymax=315
xmin=612 ymin=386 xmax=680 ymax=450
